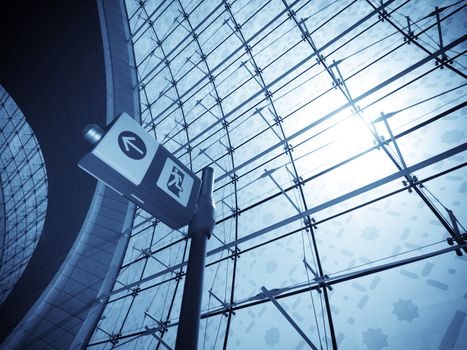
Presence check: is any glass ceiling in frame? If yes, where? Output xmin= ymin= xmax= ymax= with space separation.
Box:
xmin=88 ymin=0 xmax=466 ymax=349
xmin=0 ymin=85 xmax=48 ymax=305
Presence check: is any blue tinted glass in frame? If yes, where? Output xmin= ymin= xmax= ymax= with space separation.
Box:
xmin=89 ymin=1 xmax=467 ymax=349
xmin=0 ymin=85 xmax=48 ymax=304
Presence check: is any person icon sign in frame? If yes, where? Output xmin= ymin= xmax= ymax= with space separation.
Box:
xmin=155 ymin=157 xmax=195 ymax=207
xmin=167 ymin=166 xmax=184 ymax=197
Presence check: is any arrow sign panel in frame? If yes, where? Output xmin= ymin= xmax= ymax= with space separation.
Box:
xmin=118 ymin=131 xmax=147 ymax=159
xmin=78 ymin=113 xmax=201 ymax=229
xmin=90 ymin=113 xmax=158 ymax=186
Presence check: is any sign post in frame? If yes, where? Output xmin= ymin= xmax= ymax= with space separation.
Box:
xmin=175 ymin=167 xmax=215 ymax=350
xmin=78 ymin=113 xmax=216 ymax=349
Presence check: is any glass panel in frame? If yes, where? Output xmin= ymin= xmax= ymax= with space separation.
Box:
xmin=88 ymin=0 xmax=467 ymax=348
xmin=0 ymin=84 xmax=48 ymax=304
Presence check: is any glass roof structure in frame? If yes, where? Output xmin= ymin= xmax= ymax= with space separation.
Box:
xmin=0 ymin=85 xmax=48 ymax=305
xmin=89 ymin=0 xmax=466 ymax=349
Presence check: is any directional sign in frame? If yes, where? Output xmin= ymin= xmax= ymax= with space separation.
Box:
xmin=92 ymin=113 xmax=158 ymax=186
xmin=118 ymin=131 xmax=147 ymax=159
xmin=156 ymin=158 xmax=194 ymax=207
xmin=78 ymin=113 xmax=201 ymax=229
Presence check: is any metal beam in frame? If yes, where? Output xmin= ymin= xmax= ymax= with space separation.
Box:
xmin=87 ymin=242 xmax=467 ymax=347
xmin=102 ymin=141 xmax=467 ymax=300
xmin=365 ymin=0 xmax=466 ymax=78
xmin=208 ymin=142 xmax=467 ymax=257
xmin=215 ymin=35 xmax=466 ymax=183
xmin=173 ymin=0 xmax=398 ymax=155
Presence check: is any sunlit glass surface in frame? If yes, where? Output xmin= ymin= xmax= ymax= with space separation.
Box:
xmin=88 ymin=1 xmax=467 ymax=349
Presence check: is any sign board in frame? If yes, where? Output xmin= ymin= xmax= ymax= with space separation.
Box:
xmin=93 ymin=114 xmax=158 ymax=185
xmin=78 ymin=113 xmax=200 ymax=229
xmin=156 ymin=158 xmax=195 ymax=207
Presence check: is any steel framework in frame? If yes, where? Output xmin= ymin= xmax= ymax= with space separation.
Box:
xmin=88 ymin=0 xmax=466 ymax=349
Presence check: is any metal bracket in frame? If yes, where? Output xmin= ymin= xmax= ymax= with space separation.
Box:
xmin=230 ymin=246 xmax=241 ymax=260
xmin=144 ymin=311 xmax=169 ymax=331
xmin=144 ymin=326 xmax=173 ymax=350
xmin=402 ymin=175 xmax=423 ymax=193
xmin=431 ymin=6 xmax=454 ymax=68
xmin=208 ymin=289 xmax=233 ymax=317
xmin=261 ymin=286 xmax=319 ymax=350
xmin=446 ymin=209 xmax=467 ymax=256
xmin=109 ymin=332 xmax=121 ymax=345
xmin=377 ymin=0 xmax=391 ymax=21
xmin=303 ymin=217 xmax=317 ymax=231
xmin=404 ymin=16 xmax=416 ymax=43
xmin=303 ymin=258 xmax=332 ymax=292
xmin=315 ymin=274 xmax=333 ymax=291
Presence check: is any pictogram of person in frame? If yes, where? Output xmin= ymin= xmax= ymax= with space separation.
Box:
xmin=167 ymin=166 xmax=184 ymax=197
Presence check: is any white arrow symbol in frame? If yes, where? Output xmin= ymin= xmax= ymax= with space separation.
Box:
xmin=122 ymin=136 xmax=145 ymax=155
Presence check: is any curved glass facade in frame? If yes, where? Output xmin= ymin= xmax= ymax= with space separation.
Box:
xmin=0 ymin=85 xmax=48 ymax=304
xmin=89 ymin=1 xmax=466 ymax=349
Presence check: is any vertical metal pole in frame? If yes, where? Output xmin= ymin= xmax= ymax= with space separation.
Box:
xmin=175 ymin=167 xmax=215 ymax=350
